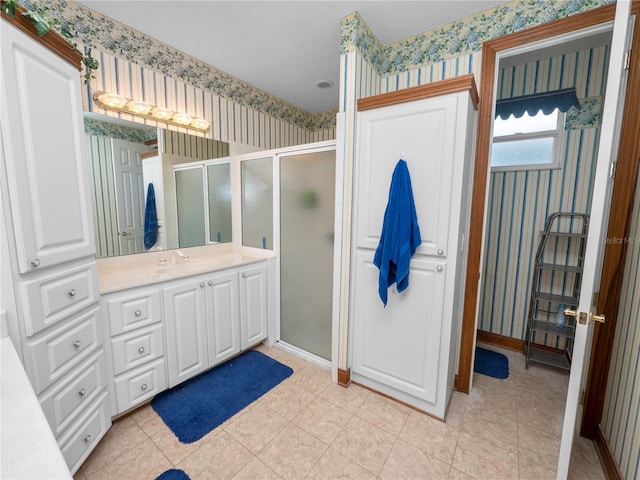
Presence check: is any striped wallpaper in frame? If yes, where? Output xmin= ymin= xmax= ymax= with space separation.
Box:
xmin=601 ymin=168 xmax=640 ymax=479
xmin=477 ymin=44 xmax=609 ymax=347
xmin=162 ymin=130 xmax=229 ymax=161
xmin=86 ymin=134 xmax=121 ymax=258
xmin=84 ymin=47 xmax=335 ymax=150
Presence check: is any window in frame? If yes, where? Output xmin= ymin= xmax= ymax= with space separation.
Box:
xmin=490 ymin=87 xmax=580 ymax=171
xmin=491 ymin=109 xmax=564 ymax=171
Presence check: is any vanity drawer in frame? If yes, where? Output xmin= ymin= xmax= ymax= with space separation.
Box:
xmin=59 ymin=394 xmax=110 ymax=473
xmin=21 ymin=262 xmax=99 ymax=337
xmin=111 ymin=323 xmax=164 ymax=375
xmin=40 ymin=351 xmax=106 ymax=437
xmin=114 ymin=359 xmax=166 ymax=414
xmin=106 ymin=288 xmax=162 ymax=336
xmin=25 ymin=306 xmax=101 ymax=394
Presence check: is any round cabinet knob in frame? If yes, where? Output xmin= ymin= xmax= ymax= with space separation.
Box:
xmin=73 ymin=340 xmax=81 ymax=349
xmin=141 ymin=383 xmax=148 ymax=391
xmin=78 ymin=388 xmax=87 ymax=397
xmin=68 ymin=289 xmax=77 ymax=297
xmin=83 ymin=434 xmax=92 ymax=443
xmin=437 ymin=266 xmax=443 ymax=272
xmin=120 ymin=231 xmax=129 ymax=236
xmin=138 ymin=346 xmax=145 ymax=354
xmin=437 ymin=249 xmax=444 ymax=255
xmin=242 ymin=273 xmax=247 ymax=278
xmin=200 ymin=282 xmax=205 ymax=287
xmin=208 ymin=280 xmax=213 ymax=286
xmin=134 ymin=310 xmax=142 ymax=317
xmin=31 ymin=259 xmax=40 ymax=267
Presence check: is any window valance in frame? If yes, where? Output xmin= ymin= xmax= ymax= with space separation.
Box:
xmin=495 ymin=88 xmax=581 ymax=119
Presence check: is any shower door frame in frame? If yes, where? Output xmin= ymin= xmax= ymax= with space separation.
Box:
xmin=234 ymin=140 xmax=340 ymax=376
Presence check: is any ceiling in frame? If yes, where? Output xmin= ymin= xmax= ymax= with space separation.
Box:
xmin=76 ymin=1 xmax=506 ymax=113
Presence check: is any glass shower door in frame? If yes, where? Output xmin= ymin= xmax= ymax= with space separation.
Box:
xmin=175 ymin=166 xmax=205 ymax=248
xmin=207 ymin=162 xmax=232 ymax=243
xmin=280 ymin=150 xmax=335 ymax=360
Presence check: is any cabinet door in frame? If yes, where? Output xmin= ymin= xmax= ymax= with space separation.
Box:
xmin=239 ymin=263 xmax=268 ymax=350
xmin=351 ymin=251 xmax=448 ymax=416
xmin=206 ymin=270 xmax=240 ymax=365
xmin=163 ymin=279 xmax=208 ymax=387
xmin=0 ymin=21 xmax=94 ymax=272
xmin=354 ymin=95 xmax=460 ymax=257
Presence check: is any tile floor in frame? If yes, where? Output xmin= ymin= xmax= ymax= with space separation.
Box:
xmin=74 ymin=343 xmax=605 ymax=480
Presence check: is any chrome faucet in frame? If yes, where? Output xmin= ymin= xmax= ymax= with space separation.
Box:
xmin=171 ymin=250 xmax=189 ymax=264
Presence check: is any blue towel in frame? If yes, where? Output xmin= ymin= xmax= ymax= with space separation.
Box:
xmin=143 ymin=183 xmax=158 ymax=250
xmin=373 ymin=159 xmax=422 ymax=306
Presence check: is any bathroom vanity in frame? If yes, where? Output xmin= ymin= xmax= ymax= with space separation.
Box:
xmin=97 ymin=246 xmax=273 ymax=416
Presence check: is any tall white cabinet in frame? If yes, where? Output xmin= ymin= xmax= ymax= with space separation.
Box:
xmin=349 ymin=76 xmax=478 ymax=419
xmin=0 ymin=14 xmax=110 ymax=473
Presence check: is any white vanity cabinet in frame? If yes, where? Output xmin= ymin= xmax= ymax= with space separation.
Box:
xmin=163 ymin=277 xmax=210 ymax=387
xmin=239 ymin=262 xmax=268 ymax=350
xmin=163 ymin=261 xmax=268 ymax=388
xmin=349 ymin=76 xmax=478 ymax=419
xmin=0 ymin=14 xmax=111 ymax=474
xmin=102 ymin=286 xmax=166 ymax=415
xmin=1 ymin=18 xmax=95 ymax=274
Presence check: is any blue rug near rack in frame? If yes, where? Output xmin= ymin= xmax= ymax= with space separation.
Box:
xmin=474 ymin=347 xmax=509 ymax=379
xmin=152 ymin=349 xmax=293 ymax=443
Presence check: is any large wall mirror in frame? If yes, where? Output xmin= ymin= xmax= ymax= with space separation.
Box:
xmin=84 ymin=114 xmax=230 ymax=258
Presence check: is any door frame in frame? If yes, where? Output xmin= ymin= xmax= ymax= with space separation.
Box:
xmin=459 ymin=3 xmax=640 ymax=446
xmin=582 ymin=1 xmax=640 ymax=446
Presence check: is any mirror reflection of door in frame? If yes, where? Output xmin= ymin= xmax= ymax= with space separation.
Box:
xmin=111 ymin=138 xmax=149 ymax=255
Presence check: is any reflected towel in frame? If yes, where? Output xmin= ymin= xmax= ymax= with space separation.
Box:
xmin=144 ymin=183 xmax=158 ymax=250
xmin=373 ymin=159 xmax=421 ymax=306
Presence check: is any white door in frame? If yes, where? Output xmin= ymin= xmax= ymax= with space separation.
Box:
xmin=0 ymin=21 xmax=95 ymax=272
xmin=351 ymin=251 xmax=447 ymax=410
xmin=239 ymin=263 xmax=268 ymax=350
xmin=557 ymin=2 xmax=633 ymax=478
xmin=206 ymin=270 xmax=240 ymax=365
xmin=112 ymin=138 xmax=148 ymax=255
xmin=163 ymin=278 xmax=208 ymax=387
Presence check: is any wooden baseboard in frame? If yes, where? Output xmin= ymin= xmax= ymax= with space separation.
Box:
xmin=476 ymin=330 xmax=569 ymax=357
xmin=477 ymin=330 xmax=525 ymax=352
xmin=337 ymin=368 xmax=351 ymax=387
xmin=594 ymin=425 xmax=623 ymax=480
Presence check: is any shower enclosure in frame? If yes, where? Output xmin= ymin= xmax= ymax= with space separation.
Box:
xmin=240 ymin=143 xmax=336 ymax=363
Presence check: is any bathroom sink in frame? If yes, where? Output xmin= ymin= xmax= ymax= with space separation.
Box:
xmin=156 ymin=260 xmax=218 ymax=276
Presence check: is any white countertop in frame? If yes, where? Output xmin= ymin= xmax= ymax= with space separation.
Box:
xmin=0 ymin=337 xmax=71 ymax=480
xmin=97 ymin=245 xmax=274 ymax=294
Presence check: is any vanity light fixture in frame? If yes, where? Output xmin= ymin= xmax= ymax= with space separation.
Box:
xmin=93 ymin=91 xmax=210 ymax=133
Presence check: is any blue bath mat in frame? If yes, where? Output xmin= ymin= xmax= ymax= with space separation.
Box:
xmin=156 ymin=469 xmax=190 ymax=480
xmin=474 ymin=347 xmax=509 ymax=379
xmin=152 ymin=349 xmax=293 ymax=443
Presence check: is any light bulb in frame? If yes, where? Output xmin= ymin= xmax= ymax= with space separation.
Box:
xmin=97 ymin=92 xmax=127 ymax=108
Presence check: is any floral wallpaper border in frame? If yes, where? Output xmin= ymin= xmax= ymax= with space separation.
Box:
xmin=566 ymin=96 xmax=603 ymax=130
xmin=23 ymin=0 xmax=612 ymax=132
xmin=341 ymin=0 xmax=615 ymax=75
xmin=20 ymin=0 xmax=336 ymax=131
xmin=84 ymin=117 xmax=157 ymax=143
